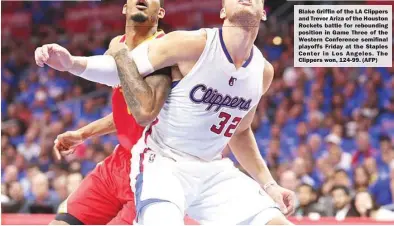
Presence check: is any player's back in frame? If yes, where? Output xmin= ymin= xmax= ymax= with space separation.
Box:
xmin=145 ymin=28 xmax=266 ymax=161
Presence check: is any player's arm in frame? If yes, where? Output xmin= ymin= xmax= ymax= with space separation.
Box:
xmin=35 ymin=36 xmax=124 ymax=87
xmin=229 ymin=61 xmax=274 ymax=186
xmin=129 ymin=30 xmax=206 ymax=72
xmin=77 ymin=113 xmax=117 ymax=139
xmin=35 ymin=31 xmax=204 ymax=87
xmin=53 ymin=113 xmax=116 ymax=160
xmin=118 ymin=68 xmax=172 ymax=126
xmin=228 ymin=105 xmax=275 ymax=188
xmin=228 ymin=60 xmax=295 ymax=216
xmin=108 ymin=31 xmax=205 ymax=125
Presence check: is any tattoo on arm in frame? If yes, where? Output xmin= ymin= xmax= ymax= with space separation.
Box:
xmin=113 ymin=49 xmax=171 ymax=123
xmin=114 ymin=49 xmax=150 ymax=119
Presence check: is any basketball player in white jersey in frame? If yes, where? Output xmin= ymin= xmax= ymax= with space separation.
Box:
xmin=35 ymin=0 xmax=295 ymax=224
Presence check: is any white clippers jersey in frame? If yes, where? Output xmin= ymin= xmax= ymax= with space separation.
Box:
xmin=145 ymin=28 xmax=265 ymax=161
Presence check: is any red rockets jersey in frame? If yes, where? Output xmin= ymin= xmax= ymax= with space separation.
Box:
xmin=112 ymin=31 xmax=165 ymax=150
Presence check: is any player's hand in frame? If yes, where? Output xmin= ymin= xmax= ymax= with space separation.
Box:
xmin=265 ymin=184 xmax=296 ymax=216
xmin=53 ymin=130 xmax=84 ymax=160
xmin=105 ymin=41 xmax=128 ymax=58
xmin=35 ymin=44 xmax=73 ymax=71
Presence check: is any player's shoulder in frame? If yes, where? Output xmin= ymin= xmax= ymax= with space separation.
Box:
xmin=109 ymin=35 xmax=125 ymax=47
xmin=160 ymin=29 xmax=207 ymax=58
xmin=252 ymin=45 xmax=265 ymax=61
xmin=250 ymin=45 xmax=271 ymax=76
xmin=164 ymin=29 xmax=207 ymax=48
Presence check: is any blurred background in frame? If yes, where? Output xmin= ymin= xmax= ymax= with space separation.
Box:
xmin=1 ymin=0 xmax=394 ymax=224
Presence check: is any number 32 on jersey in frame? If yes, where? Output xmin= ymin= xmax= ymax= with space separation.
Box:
xmin=210 ymin=112 xmax=242 ymax=137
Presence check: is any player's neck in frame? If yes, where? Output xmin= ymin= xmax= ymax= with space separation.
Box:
xmin=221 ymin=21 xmax=258 ymax=69
xmin=125 ymin=24 xmax=158 ymax=49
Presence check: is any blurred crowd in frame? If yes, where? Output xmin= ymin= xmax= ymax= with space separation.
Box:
xmin=2 ymin=0 xmax=394 ymax=221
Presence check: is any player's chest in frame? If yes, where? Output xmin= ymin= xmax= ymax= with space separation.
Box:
xmin=187 ymin=68 xmax=261 ymax=102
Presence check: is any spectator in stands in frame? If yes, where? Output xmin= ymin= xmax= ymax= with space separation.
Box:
xmin=370 ymin=163 xmax=394 ymax=206
xmin=20 ymin=164 xmax=41 ymax=196
xmin=318 ymin=179 xmax=334 ymax=214
xmin=377 ymin=135 xmax=394 ymax=180
xmin=307 ymin=111 xmax=325 ymax=137
xmin=292 ymin=157 xmax=317 ymax=188
xmin=1 ymin=183 xmax=10 ymax=203
xmin=52 ymin=176 xmax=68 ymax=201
xmin=3 ymin=165 xmax=18 ymax=184
xmin=68 ymin=161 xmax=82 ymax=174
xmin=34 ymin=143 xmax=53 ymax=173
xmin=381 ymin=97 xmax=394 ymax=136
xmin=67 ymin=172 xmax=83 ymax=195
xmin=364 ymin=157 xmax=379 ymax=185
xmin=295 ymin=183 xmax=328 ymax=217
xmin=332 ymin=169 xmax=352 ymax=188
xmin=2 ymin=182 xmax=27 ymax=213
xmin=353 ymin=166 xmax=370 ymax=192
xmin=307 ymin=134 xmax=323 ymax=159
xmin=265 ymin=138 xmax=281 ymax=170
xmin=17 ymin=130 xmax=40 ymax=161
xmin=353 ymin=191 xmax=394 ymax=221
xmin=80 ymin=147 xmax=97 ymax=176
xmin=321 ymin=134 xmax=352 ymax=171
xmin=25 ymin=173 xmax=60 ymax=213
xmin=316 ymin=158 xmax=335 ymax=183
xmin=331 ymin=185 xmax=353 ymax=220
xmin=279 ymin=170 xmax=300 ymax=192
xmin=352 ymin=131 xmax=376 ymax=166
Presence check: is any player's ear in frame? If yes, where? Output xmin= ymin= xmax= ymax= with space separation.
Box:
xmin=220 ymin=8 xmax=226 ymax=19
xmin=261 ymin=9 xmax=267 ymax=21
xmin=158 ymin=8 xmax=166 ymax=19
xmin=122 ymin=4 xmax=127 ymax=15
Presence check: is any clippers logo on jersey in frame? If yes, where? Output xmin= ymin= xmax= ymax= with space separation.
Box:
xmin=189 ymin=84 xmax=252 ymax=112
xmin=229 ymin=77 xmax=237 ymax=86
xmin=148 ymin=153 xmax=156 ymax=163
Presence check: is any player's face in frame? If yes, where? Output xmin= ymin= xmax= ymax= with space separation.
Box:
xmin=220 ymin=0 xmax=266 ymax=23
xmin=123 ymin=0 xmax=165 ymax=23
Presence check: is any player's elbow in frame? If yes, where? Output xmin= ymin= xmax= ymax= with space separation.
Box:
xmin=134 ymin=110 xmax=156 ymax=127
xmin=135 ymin=117 xmax=152 ymax=127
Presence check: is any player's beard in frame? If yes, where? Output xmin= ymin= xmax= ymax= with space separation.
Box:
xmin=228 ymin=9 xmax=260 ymax=30
xmin=131 ymin=13 xmax=149 ymax=23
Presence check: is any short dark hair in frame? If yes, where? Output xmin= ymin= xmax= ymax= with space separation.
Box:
xmin=379 ymin=134 xmax=391 ymax=143
xmin=334 ymin=168 xmax=348 ymax=176
xmin=160 ymin=0 xmax=164 ymax=7
xmin=331 ymin=185 xmax=350 ymax=196
xmin=298 ymin=183 xmax=316 ymax=193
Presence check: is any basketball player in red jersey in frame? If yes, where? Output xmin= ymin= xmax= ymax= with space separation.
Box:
xmin=38 ymin=0 xmax=171 ymax=224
